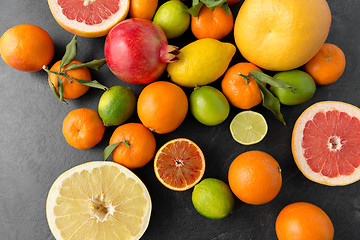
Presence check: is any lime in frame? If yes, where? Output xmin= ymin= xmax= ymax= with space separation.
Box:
xmin=192 ymin=178 xmax=235 ymax=220
xmin=190 ymin=86 xmax=230 ymax=126
xmin=230 ymin=111 xmax=268 ymax=145
xmin=153 ymin=0 xmax=190 ymax=39
xmin=98 ymin=86 xmax=136 ymax=126
xmin=270 ymin=70 xmax=316 ymax=105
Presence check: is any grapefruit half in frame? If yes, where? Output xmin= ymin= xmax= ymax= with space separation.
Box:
xmin=154 ymin=138 xmax=205 ymax=191
xmin=48 ymin=0 xmax=130 ymax=38
xmin=292 ymin=101 xmax=360 ymax=186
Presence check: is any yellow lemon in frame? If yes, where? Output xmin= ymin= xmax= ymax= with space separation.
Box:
xmin=167 ymin=38 xmax=236 ymax=87
xmin=234 ymin=0 xmax=331 ymax=71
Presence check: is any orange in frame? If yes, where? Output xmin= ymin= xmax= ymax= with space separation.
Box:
xmin=47 ymin=0 xmax=130 ymax=38
xmin=292 ymin=101 xmax=360 ymax=186
xmin=109 ymin=123 xmax=156 ymax=169
xmin=48 ymin=60 xmax=91 ymax=99
xmin=228 ymin=150 xmax=282 ymax=205
xmin=154 ymin=138 xmax=205 ymax=191
xmin=129 ymin=0 xmax=158 ymax=20
xmin=221 ymin=62 xmax=263 ymax=109
xmin=304 ymin=43 xmax=346 ymax=85
xmin=276 ymin=202 xmax=334 ymax=240
xmin=191 ymin=5 xmax=233 ymax=40
xmin=137 ymin=81 xmax=188 ymax=134
xmin=62 ymin=108 xmax=105 ymax=149
xmin=0 ymin=24 xmax=54 ymax=72
xmin=234 ymin=0 xmax=331 ymax=71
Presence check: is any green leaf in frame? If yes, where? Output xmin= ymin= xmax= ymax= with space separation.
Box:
xmin=60 ymin=35 xmax=77 ymax=70
xmin=255 ymin=78 xmax=286 ymax=125
xmin=50 ymin=81 xmax=68 ymax=105
xmin=250 ymin=70 xmax=296 ymax=93
xmin=187 ymin=2 xmax=203 ymax=17
xmin=187 ymin=0 xmax=229 ymax=17
xmin=65 ymin=59 xmax=107 ymax=71
xmin=104 ymin=143 xmax=120 ymax=161
xmin=202 ymin=0 xmax=227 ymax=10
xmin=57 ymin=76 xmax=64 ymax=102
xmin=74 ymin=79 xmax=108 ymax=91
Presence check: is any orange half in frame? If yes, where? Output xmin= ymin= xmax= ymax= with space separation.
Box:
xmin=154 ymin=138 xmax=205 ymax=191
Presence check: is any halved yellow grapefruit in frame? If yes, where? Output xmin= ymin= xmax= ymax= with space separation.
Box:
xmin=292 ymin=101 xmax=360 ymax=186
xmin=48 ymin=0 xmax=130 ymax=38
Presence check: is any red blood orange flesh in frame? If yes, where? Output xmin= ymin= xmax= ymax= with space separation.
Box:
xmin=154 ymin=138 xmax=205 ymax=191
xmin=292 ymin=101 xmax=360 ymax=186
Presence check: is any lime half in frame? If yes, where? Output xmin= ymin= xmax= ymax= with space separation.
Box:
xmin=230 ymin=111 xmax=268 ymax=145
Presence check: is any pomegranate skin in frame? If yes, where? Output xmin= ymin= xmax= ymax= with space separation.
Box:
xmin=105 ymin=18 xmax=170 ymax=85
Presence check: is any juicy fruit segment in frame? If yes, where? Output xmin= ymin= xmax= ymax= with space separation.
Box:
xmin=154 ymin=138 xmax=205 ymax=191
xmin=234 ymin=0 xmax=331 ymax=71
xmin=292 ymin=101 xmax=360 ymax=186
xmin=230 ymin=111 xmax=268 ymax=145
xmin=98 ymin=86 xmax=137 ymax=126
xmin=46 ymin=161 xmax=152 ymax=240
xmin=190 ymin=86 xmax=230 ymax=126
xmin=276 ymin=202 xmax=334 ymax=240
xmin=167 ymin=38 xmax=236 ymax=87
xmin=48 ymin=0 xmax=130 ymax=37
xmin=192 ymin=178 xmax=235 ymax=219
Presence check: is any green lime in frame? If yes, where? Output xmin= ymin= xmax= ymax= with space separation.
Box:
xmin=98 ymin=86 xmax=136 ymax=127
xmin=192 ymin=178 xmax=235 ymax=220
xmin=270 ymin=70 xmax=316 ymax=105
xmin=230 ymin=111 xmax=268 ymax=145
xmin=190 ymin=86 xmax=230 ymax=126
xmin=153 ymin=0 xmax=190 ymax=39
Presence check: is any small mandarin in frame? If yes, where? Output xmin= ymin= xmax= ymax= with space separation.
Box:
xmin=129 ymin=0 xmax=158 ymax=20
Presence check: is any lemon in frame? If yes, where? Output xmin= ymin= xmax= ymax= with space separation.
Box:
xmin=167 ymin=38 xmax=236 ymax=87
xmin=230 ymin=111 xmax=268 ymax=145
xmin=192 ymin=178 xmax=235 ymax=220
xmin=46 ymin=161 xmax=151 ymax=240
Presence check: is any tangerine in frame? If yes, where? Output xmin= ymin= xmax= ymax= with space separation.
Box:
xmin=109 ymin=123 xmax=156 ymax=169
xmin=276 ymin=202 xmax=334 ymax=240
xmin=62 ymin=108 xmax=105 ymax=149
xmin=228 ymin=150 xmax=282 ymax=205
xmin=137 ymin=81 xmax=188 ymax=134
xmin=129 ymin=0 xmax=158 ymax=20
xmin=0 ymin=24 xmax=54 ymax=72
xmin=191 ymin=5 xmax=233 ymax=40
xmin=304 ymin=43 xmax=346 ymax=85
xmin=221 ymin=62 xmax=263 ymax=109
xmin=48 ymin=60 xmax=91 ymax=99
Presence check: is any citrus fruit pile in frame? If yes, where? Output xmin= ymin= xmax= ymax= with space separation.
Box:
xmin=0 ymin=0 xmax=356 ymax=239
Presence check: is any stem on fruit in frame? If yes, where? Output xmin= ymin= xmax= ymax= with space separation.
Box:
xmin=238 ymin=73 xmax=250 ymax=85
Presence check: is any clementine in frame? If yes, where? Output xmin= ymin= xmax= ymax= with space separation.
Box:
xmin=48 ymin=60 xmax=91 ymax=99
xmin=137 ymin=81 xmax=188 ymax=134
xmin=221 ymin=62 xmax=263 ymax=109
xmin=129 ymin=0 xmax=158 ymax=20
xmin=0 ymin=24 xmax=54 ymax=72
xmin=108 ymin=123 xmax=156 ymax=169
xmin=228 ymin=150 xmax=282 ymax=205
xmin=304 ymin=43 xmax=346 ymax=85
xmin=62 ymin=108 xmax=105 ymax=149
xmin=191 ymin=5 xmax=233 ymax=40
xmin=276 ymin=202 xmax=334 ymax=240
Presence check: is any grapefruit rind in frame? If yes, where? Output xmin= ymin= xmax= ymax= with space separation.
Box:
xmin=47 ymin=0 xmax=130 ymax=38
xmin=46 ymin=161 xmax=151 ymax=240
xmin=292 ymin=101 xmax=360 ymax=186
xmin=154 ymin=138 xmax=206 ymax=191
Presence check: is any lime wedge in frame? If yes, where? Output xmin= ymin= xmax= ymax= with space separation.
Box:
xmin=230 ymin=111 xmax=268 ymax=145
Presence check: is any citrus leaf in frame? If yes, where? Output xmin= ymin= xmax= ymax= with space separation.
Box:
xmin=65 ymin=59 xmax=107 ymax=71
xmin=104 ymin=143 xmax=120 ymax=161
xmin=250 ymin=70 xmax=296 ymax=93
xmin=57 ymin=76 xmax=64 ymax=102
xmin=187 ymin=2 xmax=203 ymax=17
xmin=60 ymin=35 xmax=77 ymax=70
xmin=187 ymin=0 xmax=229 ymax=17
xmin=255 ymin=78 xmax=286 ymax=125
xmin=50 ymin=81 xmax=68 ymax=105
xmin=74 ymin=79 xmax=108 ymax=91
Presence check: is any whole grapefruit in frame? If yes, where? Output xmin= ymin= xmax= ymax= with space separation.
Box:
xmin=234 ymin=0 xmax=331 ymax=71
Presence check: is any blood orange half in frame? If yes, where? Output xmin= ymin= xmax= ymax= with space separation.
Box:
xmin=292 ymin=101 xmax=360 ymax=186
xmin=154 ymin=138 xmax=205 ymax=191
xmin=48 ymin=0 xmax=130 ymax=38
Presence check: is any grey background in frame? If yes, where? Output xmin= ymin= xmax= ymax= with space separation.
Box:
xmin=1 ymin=0 xmax=360 ymax=239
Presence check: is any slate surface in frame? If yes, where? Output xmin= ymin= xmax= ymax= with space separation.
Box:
xmin=1 ymin=1 xmax=360 ymax=239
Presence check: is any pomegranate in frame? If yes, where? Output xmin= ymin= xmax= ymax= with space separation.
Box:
xmin=104 ymin=18 xmax=179 ymax=85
